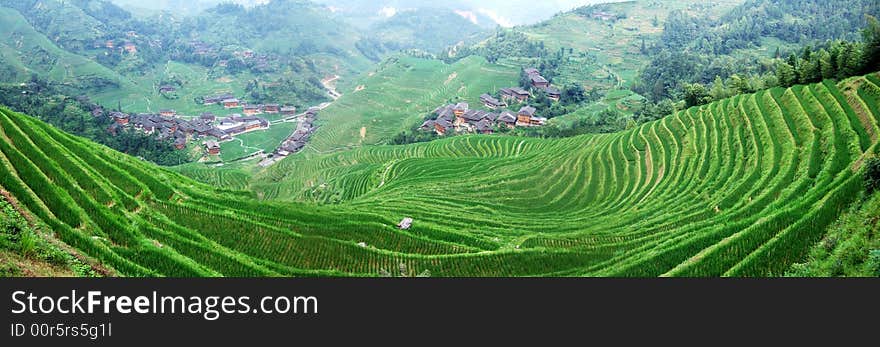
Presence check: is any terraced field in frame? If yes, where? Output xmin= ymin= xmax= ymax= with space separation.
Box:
xmin=307 ymin=55 xmax=519 ymax=153
xmin=1 ymin=74 xmax=879 ymax=277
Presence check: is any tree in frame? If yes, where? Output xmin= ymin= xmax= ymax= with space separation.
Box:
xmin=787 ymin=54 xmax=801 ymax=82
xmin=862 ymin=15 xmax=880 ymax=73
xmin=710 ymin=76 xmax=728 ymax=101
xmin=683 ymin=83 xmax=711 ymax=108
xmin=729 ymin=74 xmax=752 ymax=94
xmin=776 ymin=61 xmax=797 ymax=87
xmin=865 ymin=158 xmax=880 ymax=195
xmin=561 ymin=84 xmax=586 ymax=104
xmin=818 ymin=49 xmax=835 ymax=79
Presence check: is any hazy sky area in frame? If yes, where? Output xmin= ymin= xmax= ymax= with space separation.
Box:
xmin=108 ymin=0 xmax=623 ymax=26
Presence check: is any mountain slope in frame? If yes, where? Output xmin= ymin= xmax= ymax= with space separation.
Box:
xmin=303 ymin=55 xmax=519 ymax=152
xmin=3 ymin=72 xmax=877 ymax=277
xmin=0 ymin=7 xmax=131 ymax=90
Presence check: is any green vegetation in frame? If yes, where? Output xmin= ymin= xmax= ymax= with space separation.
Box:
xmin=1 ymin=193 xmax=99 ymax=277
xmin=306 ymin=55 xmax=519 ymax=152
xmin=788 ymin=175 xmax=880 ymax=277
xmin=0 ymin=0 xmax=374 ymax=115
xmin=0 ymin=72 xmax=850 ymax=277
xmin=636 ymin=0 xmax=880 ymax=102
xmin=0 ymin=81 xmax=192 ymax=166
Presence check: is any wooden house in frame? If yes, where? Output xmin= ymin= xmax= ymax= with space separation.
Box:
xmin=205 ymin=140 xmax=221 ymax=155
xmin=223 ymin=98 xmax=241 ymax=109
xmin=453 ymin=102 xmax=469 ymax=117
xmin=497 ymin=111 xmax=517 ymax=128
xmin=159 ymin=109 xmax=176 ymax=117
xmin=529 ymin=74 xmax=549 ymax=89
xmin=200 ymin=113 xmax=216 ymax=122
xmin=475 ymin=119 xmax=494 ymax=134
xmin=243 ymin=105 xmax=262 ymax=115
xmin=434 ymin=119 xmax=453 ymax=136
xmin=264 ymin=104 xmax=280 ymax=114
xmin=517 ymin=106 xmax=537 ymax=126
xmin=281 ymin=106 xmax=297 ymax=115
xmin=500 ymin=88 xmax=530 ymax=103
xmin=544 ymin=86 xmax=561 ymax=102
xmin=480 ymin=94 xmax=504 ymax=109
xmin=111 ymin=112 xmax=129 ymax=125
xmin=174 ymin=137 xmax=187 ymax=150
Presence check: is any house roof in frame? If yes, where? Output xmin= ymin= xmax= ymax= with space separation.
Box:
xmin=480 ymin=94 xmax=502 ymax=106
xmin=454 ymin=102 xmax=469 ymax=111
xmin=475 ymin=119 xmax=493 ymax=132
xmin=437 ymin=108 xmax=455 ymax=121
xmin=543 ymin=86 xmax=561 ymax=95
xmin=519 ymin=106 xmax=537 ymax=116
xmin=530 ymin=75 xmax=548 ymax=84
xmin=524 ymin=68 xmax=540 ymax=75
xmin=435 ymin=119 xmax=453 ymax=128
xmin=502 ymin=87 xmax=530 ymax=96
xmin=498 ymin=111 xmax=517 ymax=123
xmin=462 ymin=110 xmax=488 ymax=122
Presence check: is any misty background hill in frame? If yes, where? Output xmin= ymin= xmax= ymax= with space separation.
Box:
xmin=109 ymin=0 xmax=622 ymax=26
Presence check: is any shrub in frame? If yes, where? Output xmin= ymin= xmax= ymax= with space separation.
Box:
xmin=865 ymin=158 xmax=880 ymax=194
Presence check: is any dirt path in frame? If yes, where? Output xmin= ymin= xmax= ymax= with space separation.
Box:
xmin=444 ymin=72 xmax=458 ymax=85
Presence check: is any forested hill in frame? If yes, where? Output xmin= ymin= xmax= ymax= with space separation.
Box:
xmin=638 ymin=0 xmax=880 ymax=101
xmin=0 ymin=0 xmax=372 ymax=109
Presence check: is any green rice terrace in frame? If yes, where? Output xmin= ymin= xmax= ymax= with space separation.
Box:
xmin=1 ymin=73 xmax=879 ymax=277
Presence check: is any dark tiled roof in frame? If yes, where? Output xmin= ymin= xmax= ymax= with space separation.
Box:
xmin=498 ymin=111 xmax=517 ymax=123
xmin=519 ymin=106 xmax=537 ymax=116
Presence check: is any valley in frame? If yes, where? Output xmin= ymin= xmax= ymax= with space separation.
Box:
xmin=1 ymin=0 xmax=880 ymax=278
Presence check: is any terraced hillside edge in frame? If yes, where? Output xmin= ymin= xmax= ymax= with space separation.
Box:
xmin=2 ymin=74 xmax=880 ymax=277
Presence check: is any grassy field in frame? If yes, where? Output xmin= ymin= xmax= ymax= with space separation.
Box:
xmin=216 ymin=121 xmax=299 ymax=162
xmin=305 ymin=55 xmax=520 ymax=153
xmin=0 ymin=73 xmax=858 ymax=277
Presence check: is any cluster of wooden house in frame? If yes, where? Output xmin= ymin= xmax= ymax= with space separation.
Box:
xmin=201 ymin=93 xmax=297 ymax=116
xmin=522 ymin=68 xmax=561 ymax=101
xmin=419 ymin=67 xmax=557 ymax=136
xmin=107 ymin=110 xmax=270 ymax=155
xmin=420 ymin=103 xmax=545 ymax=136
xmin=274 ymin=107 xmax=320 ymax=157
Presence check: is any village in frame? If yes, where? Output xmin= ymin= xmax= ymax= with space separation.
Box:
xmin=420 ymin=67 xmax=557 ymax=136
xmin=102 ymin=92 xmax=319 ymax=162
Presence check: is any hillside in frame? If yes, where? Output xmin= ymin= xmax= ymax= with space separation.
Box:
xmin=2 ymin=73 xmax=878 ymax=276
xmin=0 ymin=0 xmax=373 ymax=114
xmin=366 ymin=8 xmax=490 ymax=53
xmin=454 ymin=0 xmax=745 ymax=92
xmin=304 ymin=55 xmax=520 ymax=152
xmin=0 ymin=7 xmax=133 ymax=91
